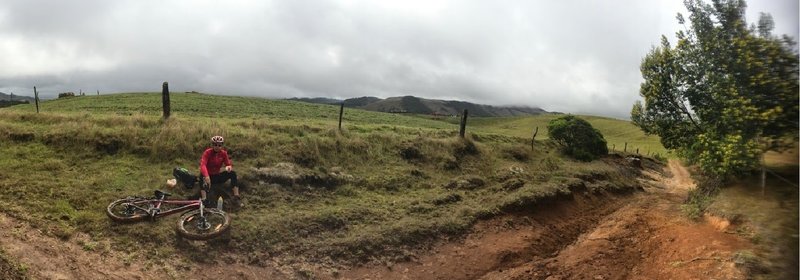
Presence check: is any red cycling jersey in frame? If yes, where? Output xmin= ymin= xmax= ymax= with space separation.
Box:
xmin=199 ymin=148 xmax=232 ymax=177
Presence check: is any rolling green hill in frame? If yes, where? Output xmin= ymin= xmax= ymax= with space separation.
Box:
xmin=4 ymin=92 xmax=667 ymax=156
xmin=292 ymin=95 xmax=547 ymax=117
xmin=0 ymin=92 xmax=666 ymax=275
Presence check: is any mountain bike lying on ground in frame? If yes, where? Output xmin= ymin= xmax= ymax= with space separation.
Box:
xmin=106 ymin=190 xmax=231 ymax=240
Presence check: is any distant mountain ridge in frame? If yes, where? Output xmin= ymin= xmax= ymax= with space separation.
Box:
xmin=289 ymin=95 xmax=546 ymax=117
xmin=0 ymin=92 xmax=36 ymax=102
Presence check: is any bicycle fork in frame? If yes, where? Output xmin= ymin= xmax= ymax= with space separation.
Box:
xmin=148 ymin=200 xmax=163 ymax=221
xmin=187 ymin=199 xmax=212 ymax=230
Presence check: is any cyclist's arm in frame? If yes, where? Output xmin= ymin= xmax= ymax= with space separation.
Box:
xmin=223 ymin=150 xmax=232 ymax=169
xmin=199 ymin=149 xmax=211 ymax=177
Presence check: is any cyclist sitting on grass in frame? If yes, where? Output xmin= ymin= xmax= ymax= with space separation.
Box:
xmin=200 ymin=135 xmax=241 ymax=207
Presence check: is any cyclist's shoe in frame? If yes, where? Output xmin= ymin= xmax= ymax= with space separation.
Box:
xmin=232 ymin=195 xmax=243 ymax=208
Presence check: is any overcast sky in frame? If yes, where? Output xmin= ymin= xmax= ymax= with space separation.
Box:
xmin=0 ymin=0 xmax=797 ymax=119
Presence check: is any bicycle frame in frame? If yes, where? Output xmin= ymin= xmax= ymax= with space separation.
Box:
xmin=108 ymin=190 xmax=230 ymax=240
xmin=121 ymin=192 xmax=204 ymax=219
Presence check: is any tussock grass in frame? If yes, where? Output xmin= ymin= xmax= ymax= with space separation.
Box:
xmin=0 ymin=93 xmax=660 ymax=268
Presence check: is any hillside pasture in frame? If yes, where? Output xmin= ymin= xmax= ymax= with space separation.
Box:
xmin=0 ymin=92 xmax=666 ymax=272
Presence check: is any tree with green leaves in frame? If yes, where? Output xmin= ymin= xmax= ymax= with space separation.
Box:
xmin=547 ymin=115 xmax=608 ymax=161
xmin=631 ymin=0 xmax=798 ymax=176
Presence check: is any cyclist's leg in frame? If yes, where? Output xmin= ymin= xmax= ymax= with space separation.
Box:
xmin=212 ymin=172 xmax=241 ymax=207
xmin=209 ymin=173 xmax=229 ymax=199
xmin=210 ymin=172 xmax=239 ymax=196
xmin=228 ymin=171 xmax=240 ymax=197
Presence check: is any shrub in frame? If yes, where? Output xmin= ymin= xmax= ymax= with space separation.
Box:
xmin=58 ymin=92 xmax=76 ymax=98
xmin=547 ymin=115 xmax=608 ymax=161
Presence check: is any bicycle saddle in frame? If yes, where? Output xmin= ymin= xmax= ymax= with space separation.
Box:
xmin=154 ymin=190 xmax=173 ymax=199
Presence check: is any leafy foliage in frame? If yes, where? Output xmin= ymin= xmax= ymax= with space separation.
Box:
xmin=632 ymin=0 xmax=798 ymax=176
xmin=547 ymin=115 xmax=608 ymax=161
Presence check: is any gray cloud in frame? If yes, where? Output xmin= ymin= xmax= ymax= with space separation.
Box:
xmin=0 ymin=0 xmax=796 ymax=119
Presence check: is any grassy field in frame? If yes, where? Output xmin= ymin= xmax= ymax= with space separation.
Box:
xmin=0 ymin=92 xmax=665 ymax=273
xmin=466 ymin=114 xmax=668 ymax=157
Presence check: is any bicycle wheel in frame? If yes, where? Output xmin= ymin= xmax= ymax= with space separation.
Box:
xmin=175 ymin=208 xmax=231 ymax=240
xmin=106 ymin=198 xmax=150 ymax=222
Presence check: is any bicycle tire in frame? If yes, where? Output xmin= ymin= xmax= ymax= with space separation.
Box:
xmin=175 ymin=208 xmax=231 ymax=240
xmin=106 ymin=198 xmax=150 ymax=222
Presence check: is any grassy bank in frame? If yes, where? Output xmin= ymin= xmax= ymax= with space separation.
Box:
xmin=0 ymin=93 xmax=662 ymax=271
xmin=705 ymin=150 xmax=799 ymax=279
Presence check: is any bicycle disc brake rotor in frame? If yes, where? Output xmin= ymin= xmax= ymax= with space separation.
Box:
xmin=196 ymin=217 xmax=212 ymax=231
xmin=123 ymin=204 xmax=137 ymax=216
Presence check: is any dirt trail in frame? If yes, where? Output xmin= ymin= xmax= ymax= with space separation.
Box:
xmin=0 ymin=214 xmax=161 ymax=280
xmin=0 ymin=213 xmax=292 ymax=280
xmin=337 ymin=160 xmax=750 ymax=280
xmin=0 ymin=160 xmax=750 ymax=279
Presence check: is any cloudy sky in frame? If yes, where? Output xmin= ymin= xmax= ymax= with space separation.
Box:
xmin=0 ymin=0 xmax=797 ymax=119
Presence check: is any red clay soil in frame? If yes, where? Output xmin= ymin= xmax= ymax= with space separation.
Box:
xmin=334 ymin=160 xmax=750 ymax=280
xmin=0 ymin=160 xmax=751 ymax=279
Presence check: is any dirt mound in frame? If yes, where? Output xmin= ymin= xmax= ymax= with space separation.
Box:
xmin=247 ymin=162 xmax=354 ymax=189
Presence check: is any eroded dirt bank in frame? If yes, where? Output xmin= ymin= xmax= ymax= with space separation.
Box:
xmin=337 ymin=160 xmax=750 ymax=280
xmin=0 ymin=160 xmax=751 ymax=280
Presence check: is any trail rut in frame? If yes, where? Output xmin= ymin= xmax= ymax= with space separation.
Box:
xmin=0 ymin=160 xmax=751 ymax=279
xmin=337 ymin=160 xmax=750 ymax=280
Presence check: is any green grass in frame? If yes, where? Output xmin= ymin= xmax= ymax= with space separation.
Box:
xmin=468 ymin=114 xmax=669 ymax=156
xmin=705 ymin=151 xmax=799 ymax=280
xmin=9 ymin=92 xmax=668 ymax=156
xmin=5 ymin=92 xmax=456 ymax=130
xmin=0 ymin=247 xmax=27 ymax=279
xmin=0 ymin=92 xmax=663 ymax=269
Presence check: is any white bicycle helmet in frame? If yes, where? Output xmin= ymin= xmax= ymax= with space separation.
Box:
xmin=211 ymin=135 xmax=224 ymax=144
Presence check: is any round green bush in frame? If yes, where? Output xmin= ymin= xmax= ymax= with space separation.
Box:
xmin=547 ymin=115 xmax=608 ymax=161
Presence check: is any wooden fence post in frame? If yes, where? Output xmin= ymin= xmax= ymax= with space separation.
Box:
xmin=97 ymin=90 xmax=99 ymax=96
xmin=759 ymin=136 xmax=765 ymax=196
xmin=636 ymin=148 xmax=639 ymax=155
xmin=33 ymin=87 xmax=39 ymax=113
xmin=162 ymin=82 xmax=170 ymax=119
xmin=530 ymin=126 xmax=538 ymax=150
xmin=623 ymin=142 xmax=627 ymax=153
xmin=338 ymin=102 xmax=344 ymax=131
xmin=612 ymin=144 xmax=615 ymax=151
xmin=459 ymin=109 xmax=468 ymax=138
